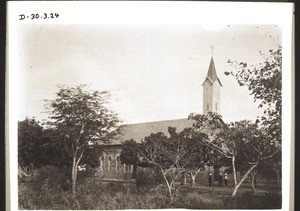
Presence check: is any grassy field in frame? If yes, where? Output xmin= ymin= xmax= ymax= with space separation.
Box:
xmin=18 ymin=166 xmax=281 ymax=210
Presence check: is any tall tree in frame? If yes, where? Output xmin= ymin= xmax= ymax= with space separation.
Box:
xmin=45 ymin=84 xmax=119 ymax=195
xmin=225 ymin=46 xmax=282 ymax=195
xmin=226 ymin=46 xmax=282 ymax=144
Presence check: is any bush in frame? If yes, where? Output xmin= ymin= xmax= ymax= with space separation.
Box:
xmin=135 ymin=171 xmax=164 ymax=192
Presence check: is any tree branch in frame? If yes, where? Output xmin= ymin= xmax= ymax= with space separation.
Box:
xmin=76 ymin=150 xmax=84 ymax=166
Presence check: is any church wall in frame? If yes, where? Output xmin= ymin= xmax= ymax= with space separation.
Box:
xmin=96 ymin=144 xmax=240 ymax=187
xmin=95 ymin=145 xmax=134 ymax=180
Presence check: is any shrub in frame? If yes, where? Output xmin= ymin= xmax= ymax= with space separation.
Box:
xmin=135 ymin=171 xmax=164 ymax=192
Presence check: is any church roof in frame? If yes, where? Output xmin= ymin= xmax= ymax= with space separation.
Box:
xmin=202 ymin=57 xmax=223 ymax=86
xmin=108 ymin=118 xmax=194 ymax=145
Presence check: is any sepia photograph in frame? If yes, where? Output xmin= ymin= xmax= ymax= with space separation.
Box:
xmin=7 ymin=2 xmax=293 ymax=210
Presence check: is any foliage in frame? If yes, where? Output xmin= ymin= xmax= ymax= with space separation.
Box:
xmin=18 ymin=118 xmax=44 ymax=170
xmin=46 ymin=84 xmax=119 ymax=145
xmin=18 ymin=118 xmax=64 ymax=170
xmin=178 ymin=127 xmax=217 ymax=186
xmin=44 ymin=84 xmax=119 ymax=194
xmin=226 ymin=46 xmax=282 ymax=144
xmin=188 ymin=112 xmax=280 ymax=198
xmin=120 ymin=139 xmax=139 ymax=166
xmin=224 ymin=46 xmax=282 ymax=196
xmin=138 ymin=128 xmax=191 ymax=203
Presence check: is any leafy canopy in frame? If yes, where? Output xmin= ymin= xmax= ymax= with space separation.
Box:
xmin=46 ymin=84 xmax=119 ymax=144
xmin=226 ymin=46 xmax=282 ymax=143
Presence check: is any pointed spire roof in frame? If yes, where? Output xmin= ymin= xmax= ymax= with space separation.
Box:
xmin=202 ymin=57 xmax=222 ymax=86
xmin=207 ymin=57 xmax=218 ymax=82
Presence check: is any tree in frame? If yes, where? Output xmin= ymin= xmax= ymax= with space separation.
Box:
xmin=138 ymin=128 xmax=190 ymax=204
xmin=189 ymin=113 xmax=280 ymax=198
xmin=221 ymin=121 xmax=279 ymax=198
xmin=45 ymin=84 xmax=119 ymax=195
xmin=18 ymin=118 xmax=44 ymax=173
xmin=225 ymin=46 xmax=282 ymax=196
xmin=180 ymin=128 xmax=214 ymax=187
xmin=120 ymin=139 xmax=139 ymax=177
xmin=226 ymin=46 xmax=282 ymax=144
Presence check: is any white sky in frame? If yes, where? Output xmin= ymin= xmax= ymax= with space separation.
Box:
xmin=17 ymin=24 xmax=281 ymax=124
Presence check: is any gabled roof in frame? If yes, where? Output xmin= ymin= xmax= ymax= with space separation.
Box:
xmin=109 ymin=118 xmax=194 ymax=145
xmin=202 ymin=57 xmax=223 ymax=87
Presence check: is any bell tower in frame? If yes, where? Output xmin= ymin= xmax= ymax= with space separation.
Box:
xmin=202 ymin=50 xmax=222 ymax=114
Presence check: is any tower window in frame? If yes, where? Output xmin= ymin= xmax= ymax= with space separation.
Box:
xmin=207 ymin=103 xmax=209 ymax=111
xmin=215 ymin=103 xmax=217 ymax=111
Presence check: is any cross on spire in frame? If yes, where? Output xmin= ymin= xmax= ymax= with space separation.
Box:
xmin=210 ymin=45 xmax=215 ymax=57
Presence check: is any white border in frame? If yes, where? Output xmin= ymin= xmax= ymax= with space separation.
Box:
xmin=7 ymin=2 xmax=294 ymax=211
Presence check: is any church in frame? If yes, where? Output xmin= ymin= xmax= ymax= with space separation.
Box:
xmin=95 ymin=56 xmax=227 ymax=184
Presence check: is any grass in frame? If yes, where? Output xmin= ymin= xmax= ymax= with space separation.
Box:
xmin=18 ymin=166 xmax=281 ymax=209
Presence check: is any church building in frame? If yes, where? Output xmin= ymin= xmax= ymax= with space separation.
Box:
xmin=95 ymin=56 xmax=225 ymax=183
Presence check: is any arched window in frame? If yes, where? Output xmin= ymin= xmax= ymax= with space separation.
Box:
xmin=108 ymin=156 xmax=112 ymax=171
xmin=100 ymin=156 xmax=105 ymax=171
xmin=116 ymin=155 xmax=120 ymax=171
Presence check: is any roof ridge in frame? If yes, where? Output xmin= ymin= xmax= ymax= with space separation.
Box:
xmin=120 ymin=117 xmax=192 ymax=127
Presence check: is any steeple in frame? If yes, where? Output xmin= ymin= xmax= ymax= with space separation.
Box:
xmin=203 ymin=57 xmax=223 ymax=86
xmin=202 ymin=56 xmax=222 ymax=114
xmin=207 ymin=57 xmax=218 ymax=82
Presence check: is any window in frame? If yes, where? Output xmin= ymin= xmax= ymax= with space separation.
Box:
xmin=100 ymin=156 xmax=104 ymax=171
xmin=108 ymin=156 xmax=112 ymax=171
xmin=207 ymin=103 xmax=209 ymax=111
xmin=215 ymin=103 xmax=217 ymax=111
xmin=116 ymin=155 xmax=120 ymax=171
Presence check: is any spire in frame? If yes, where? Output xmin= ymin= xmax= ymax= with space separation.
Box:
xmin=202 ymin=56 xmax=223 ymax=87
xmin=206 ymin=57 xmax=218 ymax=82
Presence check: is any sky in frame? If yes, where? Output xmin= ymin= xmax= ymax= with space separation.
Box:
xmin=16 ymin=24 xmax=281 ymax=124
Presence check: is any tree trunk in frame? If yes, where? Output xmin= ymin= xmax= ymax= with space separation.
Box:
xmin=71 ymin=155 xmax=78 ymax=195
xmin=166 ymin=182 xmax=174 ymax=203
xmin=162 ymin=172 xmax=174 ymax=203
xmin=251 ymin=169 xmax=257 ymax=192
xmin=191 ymin=174 xmax=196 ymax=187
xmin=232 ymin=155 xmax=237 ymax=187
xmin=71 ymin=149 xmax=84 ymax=195
xmin=231 ymin=162 xmax=258 ymax=198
